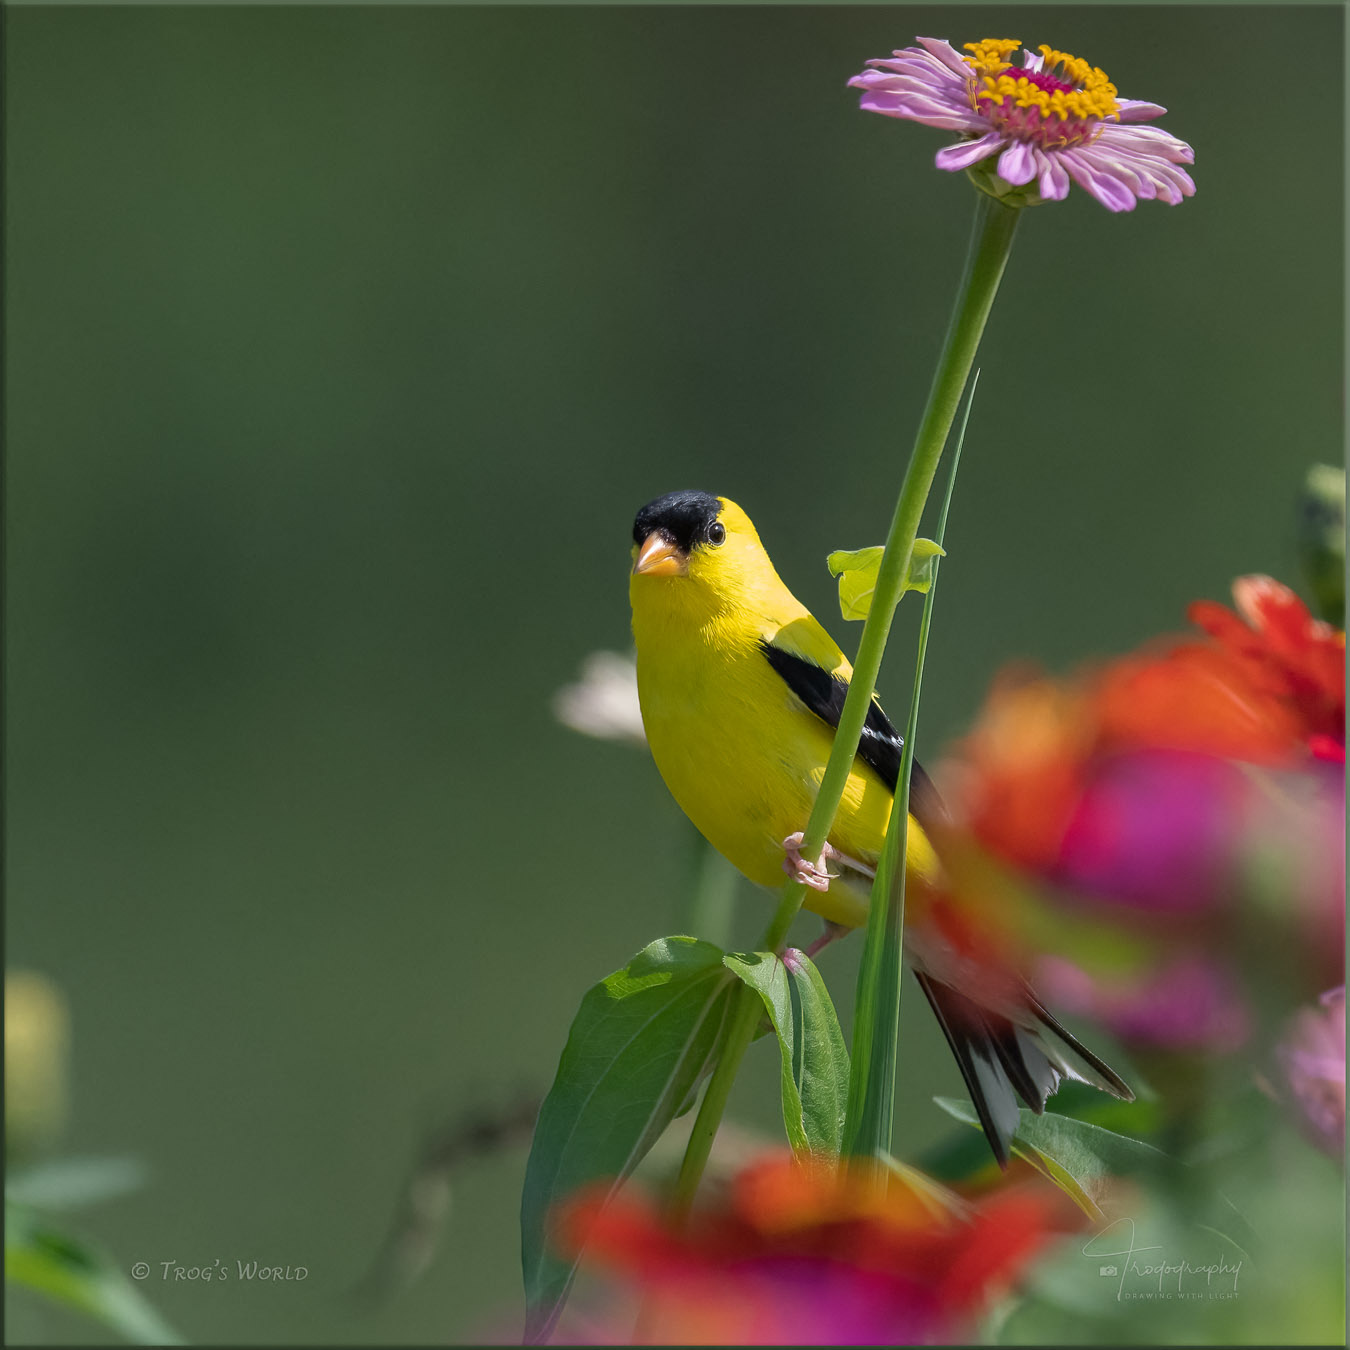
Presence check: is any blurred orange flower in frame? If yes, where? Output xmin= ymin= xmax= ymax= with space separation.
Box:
xmin=1102 ymin=575 xmax=1345 ymax=764
xmin=936 ymin=574 xmax=1344 ymax=1053
xmin=942 ymin=671 xmax=1094 ymax=873
xmin=555 ymin=1153 xmax=1075 ymax=1345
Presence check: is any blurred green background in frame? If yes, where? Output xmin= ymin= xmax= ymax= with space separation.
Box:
xmin=6 ymin=4 xmax=1342 ymax=1344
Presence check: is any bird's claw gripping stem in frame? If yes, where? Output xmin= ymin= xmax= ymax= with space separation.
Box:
xmin=781 ymin=832 xmax=876 ymax=891
xmin=781 ymin=832 xmax=838 ymax=890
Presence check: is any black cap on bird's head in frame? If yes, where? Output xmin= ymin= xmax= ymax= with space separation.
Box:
xmin=631 ymin=490 xmax=726 ymax=576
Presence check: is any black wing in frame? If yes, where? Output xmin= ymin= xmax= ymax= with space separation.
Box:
xmin=758 ymin=640 xmax=944 ymax=827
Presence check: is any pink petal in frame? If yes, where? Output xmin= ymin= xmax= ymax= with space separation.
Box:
xmin=898 ymin=102 xmax=986 ymax=132
xmin=854 ymin=68 xmax=976 ymax=103
xmin=1122 ymin=156 xmax=1190 ymax=203
xmin=1096 ymin=121 xmax=1195 ymax=165
xmin=1058 ymin=150 xmax=1138 ymax=212
xmin=934 ymin=132 xmax=1006 ymax=172
xmin=1143 ymin=166 xmax=1195 ymax=202
xmin=855 ymin=89 xmax=982 ymax=131
xmin=997 ymin=140 xmax=1038 ymax=186
xmin=865 ymin=48 xmax=964 ymax=91
xmin=1076 ymin=147 xmax=1149 ymax=198
xmin=1033 ymin=148 xmax=1070 ymax=201
xmin=914 ymin=36 xmax=974 ymax=77
xmin=863 ymin=55 xmax=949 ymax=83
xmin=1116 ymin=99 xmax=1168 ymax=123
xmin=1087 ymin=131 xmax=1197 ymax=199
xmin=849 ymin=50 xmax=981 ymax=131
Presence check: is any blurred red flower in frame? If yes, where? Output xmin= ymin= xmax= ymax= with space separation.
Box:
xmin=1192 ymin=575 xmax=1345 ymax=759
xmin=937 ymin=574 xmax=1344 ymax=1053
xmin=1103 ymin=575 xmax=1345 ymax=764
xmin=555 ymin=1153 xmax=1074 ymax=1345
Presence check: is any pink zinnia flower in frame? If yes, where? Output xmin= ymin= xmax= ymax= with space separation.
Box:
xmin=849 ymin=37 xmax=1195 ymax=212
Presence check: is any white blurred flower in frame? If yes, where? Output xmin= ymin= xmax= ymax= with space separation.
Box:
xmin=552 ymin=651 xmax=647 ymax=747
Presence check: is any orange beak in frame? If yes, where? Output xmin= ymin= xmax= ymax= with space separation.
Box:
xmin=633 ymin=531 xmax=687 ymax=577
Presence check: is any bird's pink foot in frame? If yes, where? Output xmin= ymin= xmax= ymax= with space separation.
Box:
xmin=781 ymin=832 xmax=876 ymax=891
xmin=781 ymin=832 xmax=838 ymax=891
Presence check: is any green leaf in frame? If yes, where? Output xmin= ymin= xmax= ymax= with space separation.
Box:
xmin=934 ymin=1098 xmax=1139 ymax=1219
xmin=5 ymin=1203 xmax=185 ymax=1345
xmin=520 ymin=937 xmax=736 ymax=1344
xmin=826 ymin=539 xmax=945 ymax=622
xmin=722 ymin=949 xmax=848 ymax=1157
xmin=905 ymin=538 xmax=946 ymax=594
xmin=782 ymin=951 xmax=850 ymax=1156
xmin=916 ymin=1118 xmax=1007 ymax=1188
xmin=826 ymin=547 xmax=882 ymax=622
xmin=932 ymin=1099 xmax=1257 ymax=1250
xmin=6 ymin=1157 xmax=148 ymax=1212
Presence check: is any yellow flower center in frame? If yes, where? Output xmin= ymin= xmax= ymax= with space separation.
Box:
xmin=962 ymin=38 xmax=1120 ymax=128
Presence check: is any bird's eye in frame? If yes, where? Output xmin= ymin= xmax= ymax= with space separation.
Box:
xmin=707 ymin=521 xmax=727 ymax=546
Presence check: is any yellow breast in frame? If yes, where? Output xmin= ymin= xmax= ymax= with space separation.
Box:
xmin=629 ymin=518 xmax=932 ymax=927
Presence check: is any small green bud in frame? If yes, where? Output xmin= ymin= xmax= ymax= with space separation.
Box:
xmin=1297 ymin=464 xmax=1345 ymax=628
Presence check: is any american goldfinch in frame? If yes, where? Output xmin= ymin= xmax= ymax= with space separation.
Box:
xmin=629 ymin=489 xmax=1132 ymax=1165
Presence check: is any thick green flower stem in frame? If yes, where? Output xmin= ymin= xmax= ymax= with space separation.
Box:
xmin=669 ymin=192 xmax=1020 ymax=1217
xmin=843 ymin=422 xmax=965 ymax=1159
xmin=765 ymin=192 xmax=1019 ymax=948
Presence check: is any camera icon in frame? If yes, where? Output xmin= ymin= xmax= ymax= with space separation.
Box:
xmin=1099 ymin=1265 xmax=1118 ymax=1277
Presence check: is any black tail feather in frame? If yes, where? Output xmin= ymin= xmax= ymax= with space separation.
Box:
xmin=992 ymin=1027 xmax=1056 ymax=1115
xmin=917 ymin=972 xmax=1134 ymax=1169
xmin=916 ymin=972 xmax=1021 ymax=1168
xmin=1024 ymin=989 xmax=1135 ymax=1101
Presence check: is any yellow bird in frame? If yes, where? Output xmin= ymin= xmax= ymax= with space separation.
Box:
xmin=628 ymin=489 xmax=1132 ymax=1165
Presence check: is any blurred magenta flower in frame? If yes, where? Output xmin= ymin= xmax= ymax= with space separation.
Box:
xmin=1037 ymin=954 xmax=1251 ymax=1053
xmin=1276 ymin=986 xmax=1345 ymax=1158
xmin=849 ymin=37 xmax=1194 ymax=211
xmin=556 ymin=1153 xmax=1072 ymax=1345
xmin=1054 ymin=750 xmax=1251 ymax=914
xmin=1278 ymin=762 xmax=1348 ymax=971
